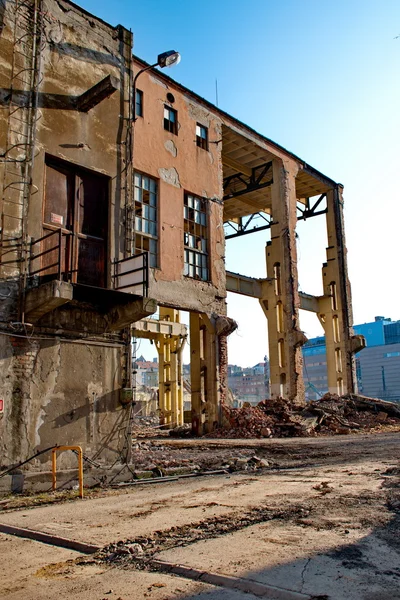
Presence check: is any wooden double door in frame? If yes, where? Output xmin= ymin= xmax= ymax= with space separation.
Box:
xmin=43 ymin=158 xmax=109 ymax=288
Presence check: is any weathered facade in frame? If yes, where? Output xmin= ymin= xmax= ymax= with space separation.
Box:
xmin=0 ymin=0 xmax=148 ymax=469
xmin=0 ymin=0 xmax=230 ymax=469
xmin=0 ymin=0 xmax=362 ymax=473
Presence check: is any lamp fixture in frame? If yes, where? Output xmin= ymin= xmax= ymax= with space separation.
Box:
xmin=133 ymin=50 xmax=181 ymax=121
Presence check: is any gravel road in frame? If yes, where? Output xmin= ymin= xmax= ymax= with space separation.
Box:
xmin=1 ymin=432 xmax=399 ymax=600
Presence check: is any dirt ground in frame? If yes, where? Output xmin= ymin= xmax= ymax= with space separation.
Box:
xmin=0 ymin=432 xmax=399 ymax=599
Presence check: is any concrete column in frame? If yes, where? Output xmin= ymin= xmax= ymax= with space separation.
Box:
xmin=319 ymin=185 xmax=357 ymax=394
xmin=156 ymin=338 xmax=166 ymax=424
xmin=202 ymin=314 xmax=219 ymax=432
xmin=263 ymin=159 xmax=306 ymax=402
xmin=176 ymin=336 xmax=185 ymax=426
xmin=189 ymin=312 xmax=220 ymax=435
xmin=189 ymin=312 xmax=202 ymax=434
xmin=156 ymin=308 xmax=185 ymax=427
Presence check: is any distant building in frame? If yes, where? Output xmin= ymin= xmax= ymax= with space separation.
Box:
xmin=134 ymin=355 xmax=158 ymax=387
xmin=228 ymin=358 xmax=270 ymax=405
xmin=142 ymin=369 xmax=159 ymax=388
xmin=303 ymin=317 xmax=400 ymax=402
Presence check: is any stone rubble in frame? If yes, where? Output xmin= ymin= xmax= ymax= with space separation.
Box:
xmin=210 ymin=394 xmax=400 ymax=439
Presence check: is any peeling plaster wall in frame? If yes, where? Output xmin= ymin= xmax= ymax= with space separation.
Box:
xmin=133 ymin=59 xmax=226 ymax=316
xmin=0 ymin=0 xmax=132 ymax=468
xmin=0 ymin=335 xmax=125 ymax=469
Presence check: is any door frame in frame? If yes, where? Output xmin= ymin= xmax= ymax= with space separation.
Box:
xmin=43 ymin=155 xmax=111 ymax=288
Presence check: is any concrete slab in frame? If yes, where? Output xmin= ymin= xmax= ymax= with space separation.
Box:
xmin=156 ymin=520 xmax=400 ymax=600
xmin=1 ymin=533 xmax=257 ymax=600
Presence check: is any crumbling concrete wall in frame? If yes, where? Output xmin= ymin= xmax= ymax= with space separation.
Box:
xmin=0 ymin=335 xmax=126 ymax=469
xmin=0 ymin=0 xmax=133 ymax=468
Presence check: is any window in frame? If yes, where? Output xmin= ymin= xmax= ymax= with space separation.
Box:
xmin=135 ymin=89 xmax=143 ymax=118
xmin=134 ymin=173 xmax=158 ymax=267
xmin=384 ymin=351 xmax=400 ymax=358
xmin=196 ymin=123 xmax=208 ymax=150
xmin=164 ymin=105 xmax=178 ymax=135
xmin=184 ymin=193 xmax=208 ymax=281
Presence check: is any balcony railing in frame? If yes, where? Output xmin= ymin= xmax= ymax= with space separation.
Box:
xmin=113 ymin=252 xmax=148 ymax=297
xmin=29 ymin=229 xmax=149 ymax=297
xmin=29 ymin=228 xmax=64 ymax=280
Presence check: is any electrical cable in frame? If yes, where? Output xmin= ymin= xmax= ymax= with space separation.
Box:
xmin=0 ymin=445 xmax=59 ymax=479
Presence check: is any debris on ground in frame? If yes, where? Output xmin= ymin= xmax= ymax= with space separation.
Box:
xmin=212 ymin=394 xmax=400 ymax=439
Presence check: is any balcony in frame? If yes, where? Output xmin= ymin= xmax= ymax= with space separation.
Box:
xmin=25 ymin=229 xmax=156 ymax=328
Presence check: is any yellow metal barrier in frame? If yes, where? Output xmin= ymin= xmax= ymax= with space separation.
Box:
xmin=52 ymin=445 xmax=84 ymax=499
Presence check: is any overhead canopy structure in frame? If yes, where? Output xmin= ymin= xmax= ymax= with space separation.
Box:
xmin=221 ymin=123 xmax=334 ymax=238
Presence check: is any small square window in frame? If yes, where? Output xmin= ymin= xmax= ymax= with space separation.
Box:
xmin=196 ymin=123 xmax=208 ymax=150
xmin=164 ymin=105 xmax=178 ymax=135
xmin=135 ymin=89 xmax=143 ymax=118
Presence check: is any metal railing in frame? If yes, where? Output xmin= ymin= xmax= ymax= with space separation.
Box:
xmin=52 ymin=445 xmax=84 ymax=499
xmin=113 ymin=251 xmax=149 ymax=297
xmin=28 ymin=231 xmax=149 ymax=297
xmin=29 ymin=228 xmax=64 ymax=279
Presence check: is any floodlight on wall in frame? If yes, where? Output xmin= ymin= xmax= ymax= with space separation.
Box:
xmin=132 ymin=50 xmax=181 ymax=121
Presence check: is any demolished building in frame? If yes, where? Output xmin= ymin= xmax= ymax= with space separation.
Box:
xmin=0 ymin=0 xmax=364 ymax=471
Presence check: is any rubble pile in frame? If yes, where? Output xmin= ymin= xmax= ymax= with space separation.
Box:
xmin=132 ymin=415 xmax=169 ymax=439
xmin=216 ymin=394 xmax=400 ymax=438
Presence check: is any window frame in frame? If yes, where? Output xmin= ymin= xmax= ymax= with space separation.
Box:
xmin=133 ymin=171 xmax=158 ymax=268
xmin=196 ymin=123 xmax=208 ymax=150
xmin=164 ymin=105 xmax=178 ymax=135
xmin=135 ymin=89 xmax=143 ymax=118
xmin=183 ymin=192 xmax=209 ymax=282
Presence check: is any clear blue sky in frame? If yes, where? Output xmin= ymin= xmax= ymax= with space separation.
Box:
xmin=77 ymin=0 xmax=400 ymax=366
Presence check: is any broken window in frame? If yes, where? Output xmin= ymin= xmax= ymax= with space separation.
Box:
xmin=183 ymin=193 xmax=208 ymax=281
xmin=135 ymin=89 xmax=143 ymax=118
xmin=134 ymin=172 xmax=158 ymax=268
xmin=196 ymin=123 xmax=208 ymax=150
xmin=164 ymin=105 xmax=178 ymax=135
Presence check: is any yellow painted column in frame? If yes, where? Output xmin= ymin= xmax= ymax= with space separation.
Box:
xmin=189 ymin=312 xmax=220 ymax=435
xmin=176 ymin=336 xmax=185 ymax=426
xmin=157 ymin=308 xmax=184 ymax=427
xmin=156 ymin=337 xmax=166 ymax=424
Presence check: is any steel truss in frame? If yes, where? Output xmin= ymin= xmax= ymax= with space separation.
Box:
xmin=224 ymin=193 xmax=327 ymax=240
xmin=296 ymin=193 xmax=327 ymax=221
xmin=223 ymin=161 xmax=273 ymax=201
xmin=224 ymin=212 xmax=272 ymax=240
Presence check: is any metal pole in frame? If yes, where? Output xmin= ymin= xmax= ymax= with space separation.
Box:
xmin=51 ymin=448 xmax=57 ymax=491
xmin=77 ymin=447 xmax=84 ymax=499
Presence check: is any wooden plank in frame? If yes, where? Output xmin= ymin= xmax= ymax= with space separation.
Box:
xmin=222 ymin=155 xmax=252 ymax=177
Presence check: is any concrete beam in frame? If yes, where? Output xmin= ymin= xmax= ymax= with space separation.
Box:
xmin=108 ymin=298 xmax=157 ymax=331
xmin=75 ymin=75 xmax=119 ymax=112
xmin=226 ymin=271 xmax=263 ymax=297
xmin=227 ymin=271 xmax=324 ymax=316
xmin=133 ymin=318 xmax=187 ymax=340
xmin=299 ymin=292 xmax=321 ymax=313
xmin=24 ymin=280 xmax=73 ymax=323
